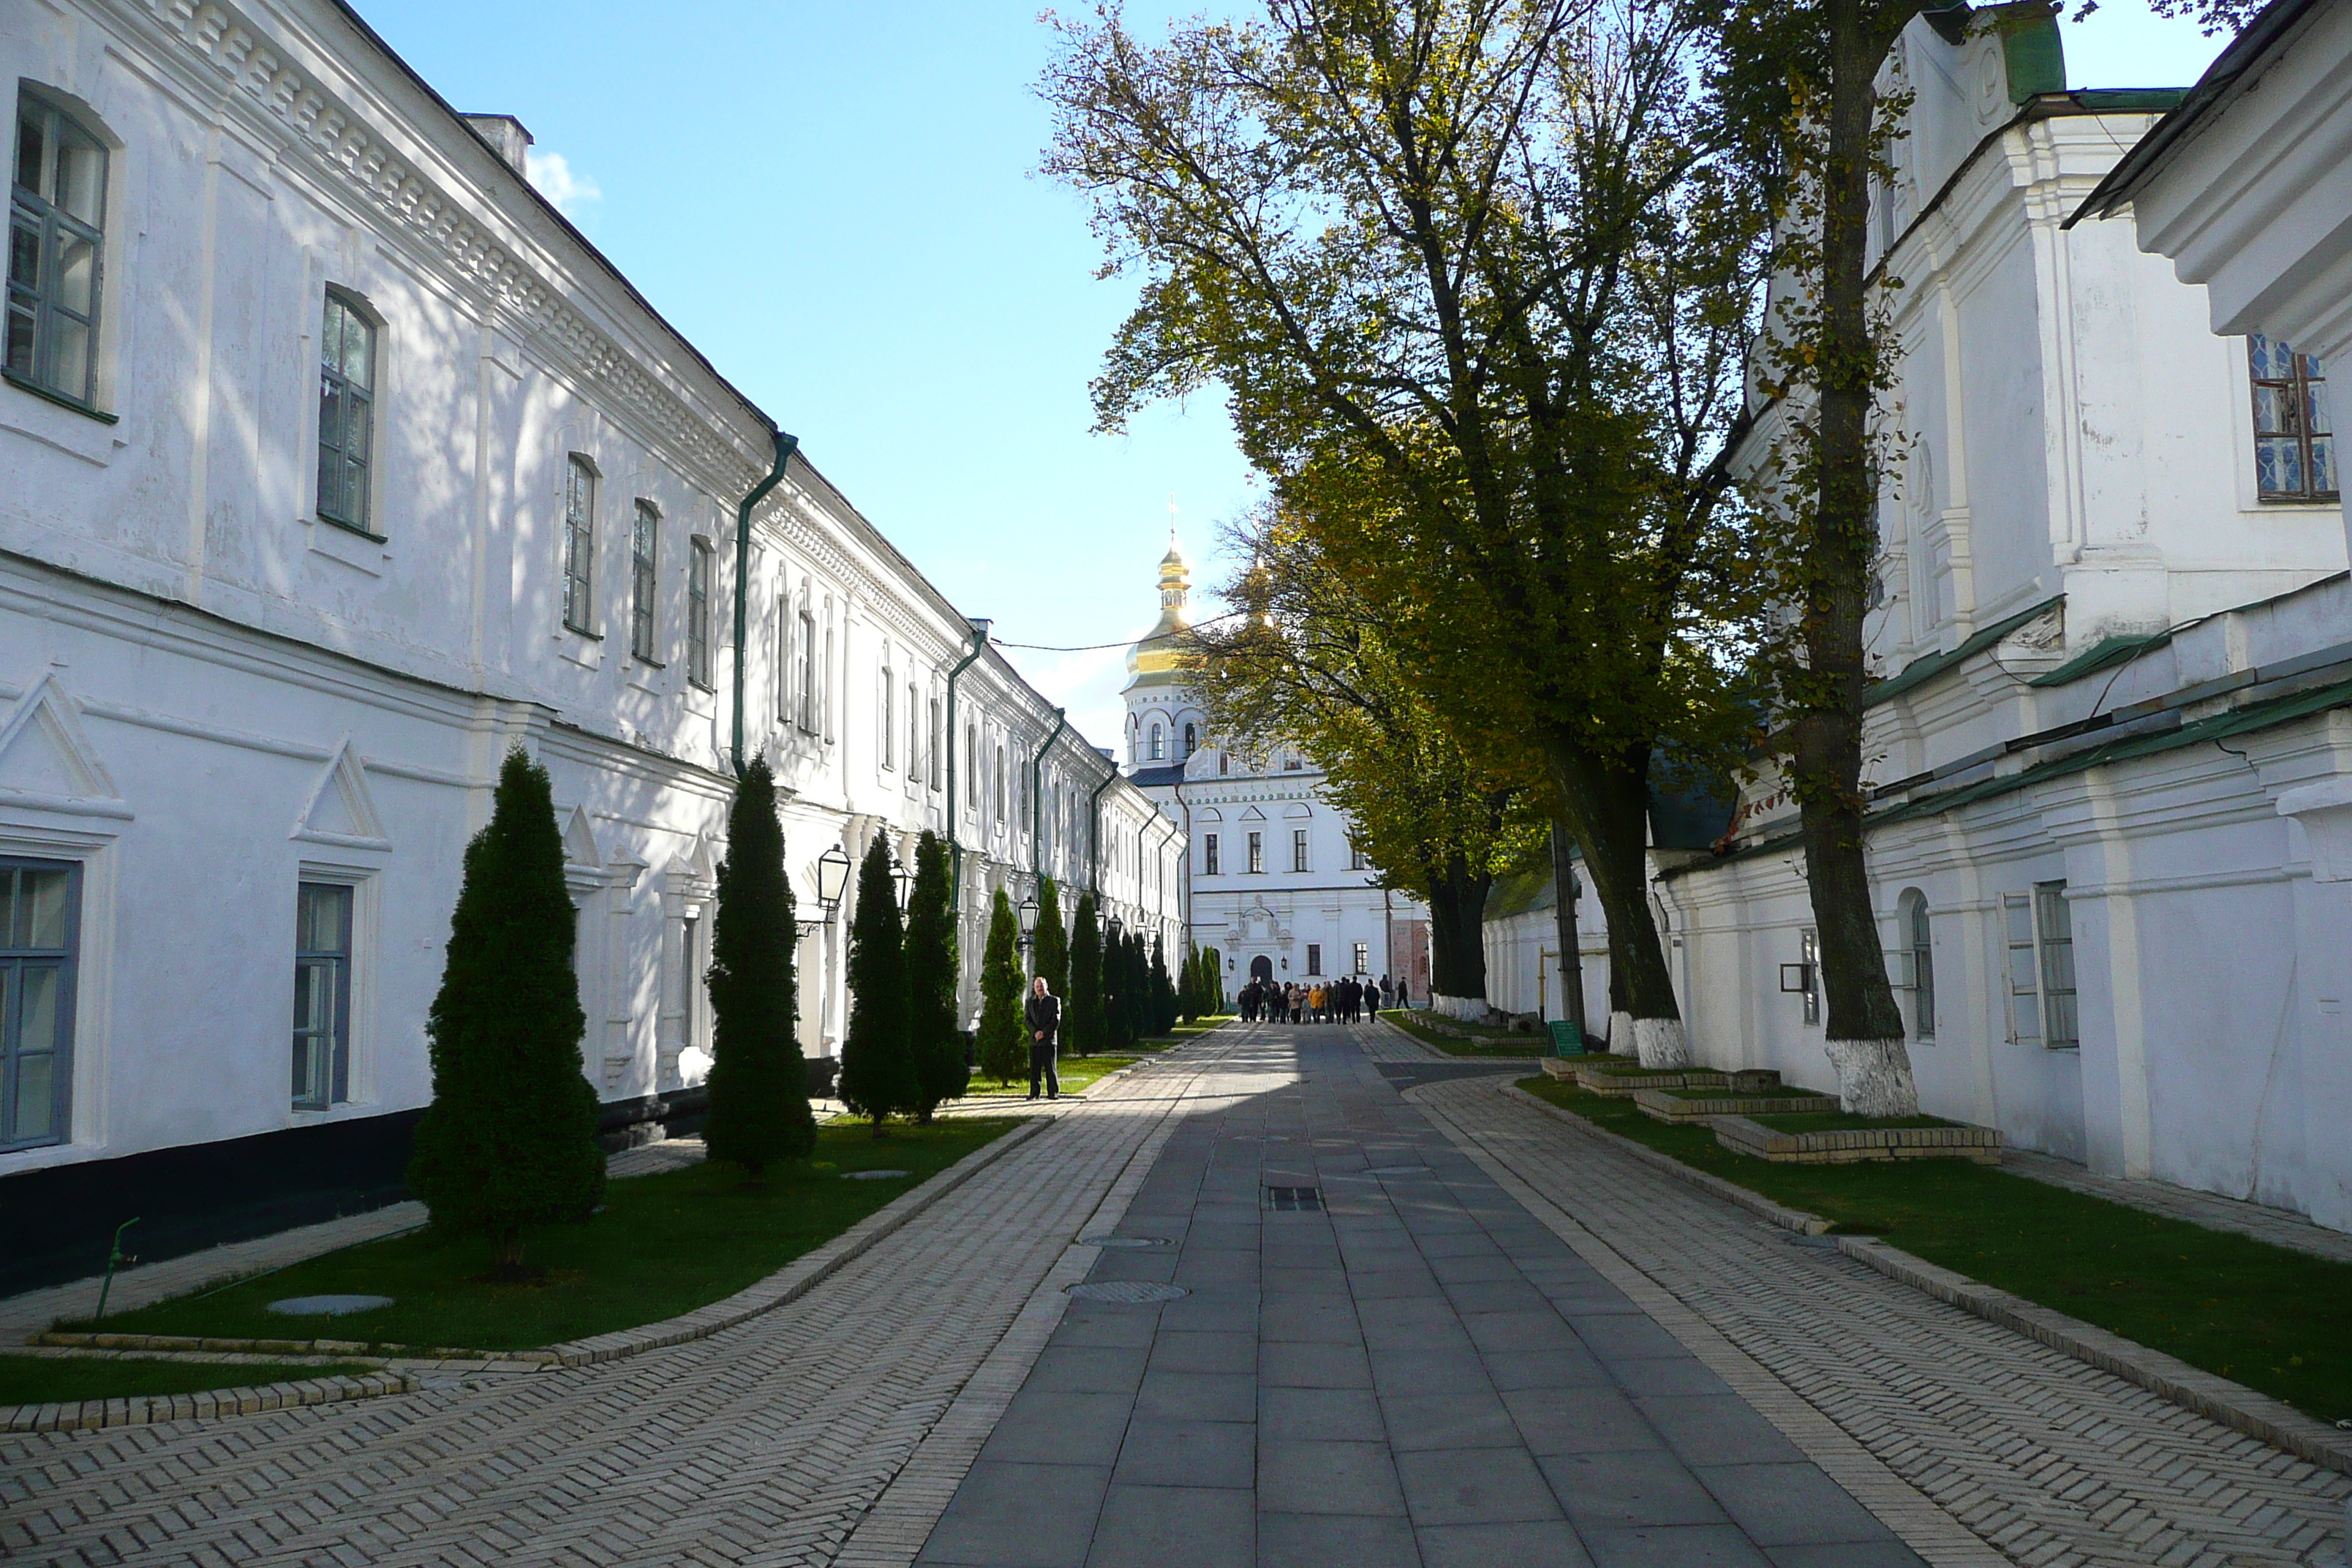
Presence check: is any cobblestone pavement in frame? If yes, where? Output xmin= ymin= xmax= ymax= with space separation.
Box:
xmin=916 ymin=1024 xmax=1937 ymax=1568
xmin=1410 ymin=1074 xmax=2352 ymax=1568
xmin=0 ymin=1038 xmax=1254 ymax=1568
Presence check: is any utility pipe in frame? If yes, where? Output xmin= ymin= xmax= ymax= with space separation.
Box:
xmin=943 ymin=619 xmax=990 ymax=907
xmin=1030 ymin=707 xmax=1066 ymax=886
xmin=731 ymin=427 xmax=798 ymax=777
xmin=1087 ymin=764 xmax=1118 ymax=902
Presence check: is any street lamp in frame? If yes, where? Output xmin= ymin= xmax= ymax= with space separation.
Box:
xmin=1106 ymin=914 xmax=1123 ymax=944
xmin=892 ymin=853 xmax=913 ymax=912
xmin=815 ymin=845 xmax=852 ymax=922
xmin=1017 ymin=892 xmax=1039 ymax=951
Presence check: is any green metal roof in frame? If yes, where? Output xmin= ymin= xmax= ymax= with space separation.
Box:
xmin=1863 ymin=596 xmax=2063 ymax=709
xmin=2028 ymin=630 xmax=2171 ymax=687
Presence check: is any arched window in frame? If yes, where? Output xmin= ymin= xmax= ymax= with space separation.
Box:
xmin=1150 ymin=723 xmax=1164 ymax=761
xmin=1183 ymin=723 xmax=1196 ymax=758
xmin=1901 ymin=889 xmax=1935 ymax=1040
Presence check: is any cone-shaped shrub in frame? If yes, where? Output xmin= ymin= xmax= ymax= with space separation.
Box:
xmin=1100 ymin=922 xmax=1130 ymax=1050
xmin=838 ymin=836 xmax=914 ymax=1134
xmin=976 ymin=889 xmax=1028 ymax=1086
xmin=1067 ymin=892 xmax=1104 ymax=1058
xmin=1033 ymin=878 xmax=1068 ymax=1003
xmin=703 ymin=757 xmax=815 ymax=1177
xmin=904 ymin=831 xmax=963 ymax=1121
xmin=1125 ymin=932 xmax=1151 ymax=1044
xmin=408 ymin=747 xmax=605 ymax=1273
xmin=1150 ymin=935 xmax=1177 ymax=1036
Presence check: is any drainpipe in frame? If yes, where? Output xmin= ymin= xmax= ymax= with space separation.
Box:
xmin=1088 ymin=764 xmax=1118 ymax=902
xmin=1030 ymin=707 xmax=1066 ymax=886
xmin=943 ymin=619 xmax=990 ymax=907
xmin=1170 ymin=774 xmax=1192 ymax=951
xmin=731 ymin=427 xmax=798 ymax=778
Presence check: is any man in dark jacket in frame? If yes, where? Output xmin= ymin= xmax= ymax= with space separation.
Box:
xmin=1024 ymin=976 xmax=1062 ymax=1101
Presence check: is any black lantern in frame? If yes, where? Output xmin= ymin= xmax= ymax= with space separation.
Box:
xmin=1106 ymin=914 xmax=1123 ymax=943
xmin=815 ymin=845 xmax=852 ymax=920
xmin=1017 ymin=892 xmax=1039 ymax=948
xmin=892 ymin=853 xmax=913 ymax=911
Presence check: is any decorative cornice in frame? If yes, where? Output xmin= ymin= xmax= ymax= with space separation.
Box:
xmin=114 ymin=0 xmax=769 ymax=493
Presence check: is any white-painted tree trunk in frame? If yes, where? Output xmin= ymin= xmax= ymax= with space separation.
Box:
xmin=1632 ymin=1017 xmax=1692 ymax=1068
xmin=1431 ymin=993 xmax=1488 ymax=1021
xmin=1824 ymin=1038 xmax=1920 ymax=1117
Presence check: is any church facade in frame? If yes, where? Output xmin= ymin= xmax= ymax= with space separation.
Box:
xmin=1119 ymin=542 xmax=1431 ymax=1004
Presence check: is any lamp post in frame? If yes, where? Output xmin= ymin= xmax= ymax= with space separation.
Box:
xmin=1017 ymin=892 xmax=1039 ymax=953
xmin=1106 ymin=914 xmax=1123 ymax=945
xmin=892 ymin=853 xmax=913 ymax=913
xmin=815 ymin=845 xmax=852 ymax=923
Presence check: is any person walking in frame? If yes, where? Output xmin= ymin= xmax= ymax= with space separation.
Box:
xmin=1024 ymin=975 xmax=1062 ymax=1101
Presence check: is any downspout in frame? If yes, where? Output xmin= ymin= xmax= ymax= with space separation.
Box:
xmin=731 ymin=427 xmax=798 ymax=778
xmin=1145 ymin=812 xmax=1183 ymax=951
xmin=1171 ymin=774 xmax=1191 ymax=954
xmin=1030 ymin=708 xmax=1066 ymax=886
xmin=943 ymin=619 xmax=990 ymax=907
xmin=1088 ymin=764 xmax=1118 ymax=902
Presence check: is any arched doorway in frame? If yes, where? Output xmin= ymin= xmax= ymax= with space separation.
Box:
xmin=1250 ymin=954 xmax=1274 ymax=984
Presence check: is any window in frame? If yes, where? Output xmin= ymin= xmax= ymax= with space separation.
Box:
xmin=881 ymin=666 xmax=894 ymax=770
xmin=2035 ymin=881 xmax=2077 ymax=1049
xmin=929 ymin=698 xmax=943 ymax=790
xmin=1904 ymin=893 xmax=1935 ymax=1040
xmin=562 ymin=456 xmax=597 ymax=633
xmin=1292 ymin=829 xmax=1309 ymax=873
xmin=1284 ymin=753 xmax=1303 ymax=772
xmin=823 ymin=622 xmax=835 ymax=741
xmin=2250 ymin=335 xmax=2336 ymax=501
xmin=1306 ymin=943 xmax=1322 ymax=977
xmin=0 ymin=859 xmax=77 ymax=1150
xmin=1218 ymin=752 xmax=1229 ymax=777
xmin=1799 ymin=930 xmax=1820 ymax=1026
xmin=776 ymin=592 xmax=791 ymax=720
xmin=797 ymin=610 xmax=817 ymax=731
xmin=681 ymin=914 xmax=701 ymax=1049
xmin=1204 ymin=833 xmax=1219 ymax=875
xmin=994 ymin=746 xmax=1007 ymax=825
xmin=1183 ymin=723 xmax=1196 ymax=758
xmin=965 ymin=725 xmax=979 ymax=807
xmin=1349 ymin=837 xmax=1368 ymax=871
xmin=906 ymin=683 xmax=919 ymax=783
xmin=2003 ymin=894 xmax=2040 ymax=1045
xmin=7 ymin=94 xmax=106 ymax=409
xmin=316 ymin=292 xmax=376 ymax=532
xmin=686 ymin=541 xmax=712 ymax=688
xmin=630 ymin=500 xmax=659 ymax=661
xmin=1353 ymin=941 xmax=1368 ymax=976
xmin=293 ymin=882 xmax=353 ymax=1111
xmin=1150 ymin=723 xmax=1164 ymax=761
xmin=1247 ymin=831 xmax=1264 ymax=874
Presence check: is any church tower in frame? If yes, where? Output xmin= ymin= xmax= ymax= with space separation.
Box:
xmin=1121 ymin=530 xmax=1206 ymax=773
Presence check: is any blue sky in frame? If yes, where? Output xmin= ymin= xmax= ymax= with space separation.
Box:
xmin=363 ymin=0 xmax=2234 ymax=749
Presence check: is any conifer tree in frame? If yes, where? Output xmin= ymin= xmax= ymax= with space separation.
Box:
xmin=838 ymin=837 xmax=914 ymax=1135
xmin=409 ymin=747 xmax=605 ymax=1275
xmin=1033 ymin=878 xmax=1069 ymax=1004
xmin=976 ymin=889 xmax=1028 ymax=1085
xmin=1067 ymin=892 xmax=1104 ymax=1058
xmin=903 ymin=830 xmax=963 ymax=1122
xmin=1101 ymin=926 xmax=1130 ymax=1049
xmin=702 ymin=756 xmax=815 ymax=1178
xmin=1150 ymin=935 xmax=1177 ymax=1036
xmin=1177 ymin=949 xmax=1198 ymax=1023
xmin=1125 ymin=932 xmax=1151 ymax=1044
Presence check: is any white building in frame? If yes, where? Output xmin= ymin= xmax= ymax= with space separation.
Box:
xmin=0 ymin=0 xmax=1179 ymax=1289
xmin=1652 ymin=0 xmax=2352 ymax=1230
xmin=1117 ymin=540 xmax=1430 ymax=1003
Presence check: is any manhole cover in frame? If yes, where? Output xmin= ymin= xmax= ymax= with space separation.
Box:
xmin=1363 ymin=1164 xmax=1433 ymax=1176
xmin=1079 ymin=1235 xmax=1170 ymax=1248
xmin=266 ymin=1294 xmax=393 ymax=1317
xmin=1066 ymin=1281 xmax=1191 ymax=1303
xmin=844 ymin=1169 xmax=911 ymax=1180
xmin=1264 ymin=1186 xmax=1323 ymax=1211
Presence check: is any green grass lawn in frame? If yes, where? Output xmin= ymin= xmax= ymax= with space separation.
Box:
xmin=80 ymin=1118 xmax=1017 ymax=1354
xmin=964 ymin=1054 xmax=1138 ymax=1097
xmin=1381 ymin=1009 xmax=1544 ymax=1056
xmin=1516 ymin=1076 xmax=2352 ymax=1424
xmin=0 ymin=1354 xmax=380 ymax=1406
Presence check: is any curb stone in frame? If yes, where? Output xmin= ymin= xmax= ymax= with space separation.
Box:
xmin=26 ymin=1116 xmax=1058 ymax=1387
xmin=1499 ymin=1078 xmax=2352 ymax=1477
xmin=0 ymin=1369 xmax=418 ymax=1435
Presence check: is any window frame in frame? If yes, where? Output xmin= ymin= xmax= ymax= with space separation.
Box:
xmin=1292 ymin=828 xmax=1309 ymax=874
xmin=1149 ymin=723 xmax=1164 ymax=761
xmin=880 ymin=663 xmax=895 ymax=771
xmin=629 ymin=499 xmax=660 ymax=664
xmin=2035 ymin=881 xmax=2078 ymax=1049
xmin=314 ymin=288 xmax=380 ymax=538
xmin=1203 ymin=832 xmax=1219 ymax=876
xmin=0 ymin=857 xmax=80 ymax=1153
xmin=1353 ymin=941 xmax=1369 ymax=976
xmin=1247 ymin=831 xmax=1264 ymax=875
xmin=797 ymin=609 xmax=818 ymax=732
xmin=1904 ymin=892 xmax=1935 ymax=1040
xmin=562 ymin=455 xmax=599 ymax=636
xmin=2249 ymin=334 xmax=2337 ymax=502
xmin=292 ymin=879 xmax=354 ymax=1112
xmin=7 ymin=91 xmax=109 ymax=415
xmin=1305 ymin=943 xmax=1322 ymax=977
xmin=686 ymin=539 xmax=714 ymax=689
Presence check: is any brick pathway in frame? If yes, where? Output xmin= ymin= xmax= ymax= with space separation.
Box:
xmin=1410 ymin=1074 xmax=2352 ymax=1568
xmin=915 ymin=1025 xmax=1936 ymax=1568
xmin=0 ymin=1039 xmax=1250 ymax=1568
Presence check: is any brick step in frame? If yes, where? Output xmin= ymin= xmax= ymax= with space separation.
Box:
xmin=1712 ymin=1114 xmax=2005 ymax=1165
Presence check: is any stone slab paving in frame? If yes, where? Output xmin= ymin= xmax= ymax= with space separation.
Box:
xmin=914 ymin=1023 xmax=1937 ymax=1568
xmin=2002 ymin=1150 xmax=2352 ymax=1267
xmin=1409 ymin=1072 xmax=2352 ymax=1568
xmin=0 ymin=1039 xmax=1254 ymax=1568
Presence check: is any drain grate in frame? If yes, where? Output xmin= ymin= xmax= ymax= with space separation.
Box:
xmin=1079 ymin=1235 xmax=1171 ymax=1249
xmin=1067 ymin=1280 xmax=1191 ymax=1303
xmin=1264 ymin=1186 xmax=1324 ymax=1211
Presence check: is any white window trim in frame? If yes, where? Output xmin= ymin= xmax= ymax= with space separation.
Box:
xmin=290 ymin=862 xmax=380 ymax=1118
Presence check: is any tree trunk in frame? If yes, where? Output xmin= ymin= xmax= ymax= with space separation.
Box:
xmin=1793 ymin=0 xmax=1916 ymax=1116
xmin=1550 ymin=739 xmax=1689 ymax=1066
xmin=1425 ymin=853 xmax=1492 ymax=1006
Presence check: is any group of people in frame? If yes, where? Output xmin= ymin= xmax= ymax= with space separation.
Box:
xmin=1237 ymin=973 xmax=1403 ymax=1025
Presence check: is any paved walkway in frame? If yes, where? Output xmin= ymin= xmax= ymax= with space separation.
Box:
xmin=915 ymin=1027 xmax=1934 ymax=1568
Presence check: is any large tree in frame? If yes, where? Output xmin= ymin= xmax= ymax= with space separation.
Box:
xmin=1033 ymin=877 xmax=1069 ymax=1005
xmin=837 ymin=837 xmax=913 ymax=1135
xmin=1067 ymin=892 xmax=1106 ymax=1057
xmin=903 ymin=829 xmax=964 ymax=1123
xmin=976 ymin=888 xmax=1028 ymax=1087
xmin=701 ymin=755 xmax=815 ymax=1177
xmin=1042 ymin=0 xmax=1767 ymax=1065
xmin=408 ymin=747 xmax=605 ymax=1275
